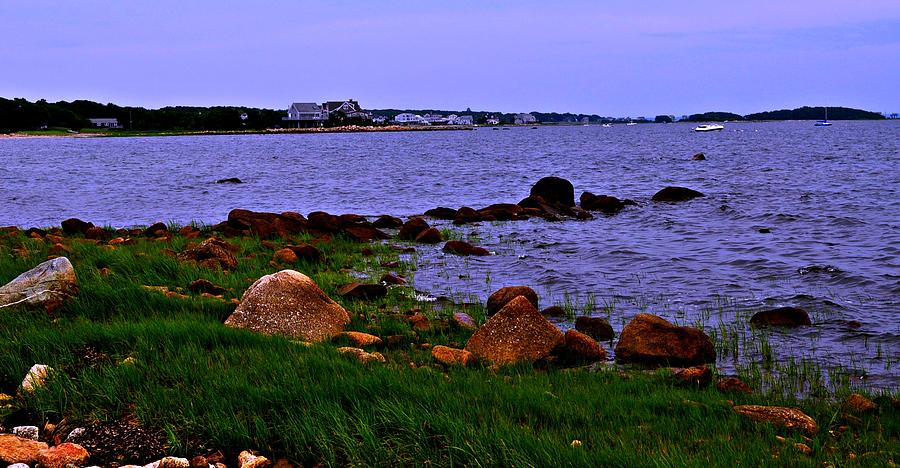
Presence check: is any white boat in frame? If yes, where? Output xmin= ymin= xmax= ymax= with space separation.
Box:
xmin=626 ymin=122 xmax=637 ymax=126
xmin=693 ymin=124 xmax=724 ymax=132
xmin=602 ymin=123 xmax=612 ymax=128
xmin=815 ymin=107 xmax=832 ymax=126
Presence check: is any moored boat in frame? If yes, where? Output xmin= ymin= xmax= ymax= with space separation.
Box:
xmin=693 ymin=124 xmax=724 ymax=132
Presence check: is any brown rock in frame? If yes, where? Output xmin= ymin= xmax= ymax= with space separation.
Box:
xmin=846 ymin=394 xmax=877 ymax=413
xmin=716 ymin=377 xmax=753 ymax=394
xmin=36 ymin=442 xmax=90 ymax=468
xmin=733 ymin=405 xmax=818 ymax=435
xmin=409 ymin=315 xmax=430 ymax=331
xmin=61 ymin=218 xmax=94 ymax=235
xmin=379 ymin=273 xmax=407 ymax=285
xmin=343 ymin=331 xmax=383 ymax=347
xmin=477 ymin=203 xmax=524 ymax=221
xmin=0 ymin=434 xmax=49 ymax=464
xmin=559 ymin=329 xmax=607 ymax=364
xmin=224 ymin=270 xmax=350 ymax=342
xmin=580 ymin=192 xmax=627 ymax=214
xmin=286 ymin=243 xmax=323 ymax=263
xmin=749 ymin=307 xmax=812 ymax=327
xmin=226 ymin=209 xmax=282 ymax=238
xmin=432 ymin=345 xmax=474 ymax=366
xmin=614 ymin=313 xmax=715 ymax=366
xmin=486 ymin=286 xmax=539 ymax=315
xmin=273 ymin=248 xmax=299 ymax=264
xmin=452 ymin=206 xmax=483 ymax=225
xmin=465 ymin=296 xmax=564 ymax=365
xmin=373 ymin=215 xmax=403 ymax=228
xmin=414 ymin=227 xmax=443 ymax=244
xmin=48 ymin=243 xmax=72 ymax=255
xmin=443 ymin=240 xmax=489 ymax=256
xmin=188 ymin=279 xmax=226 ymax=295
xmin=672 ymin=365 xmax=713 ymax=387
xmin=84 ymin=226 xmax=110 ymax=240
xmin=574 ymin=316 xmax=615 ymax=341
xmin=177 ymin=237 xmax=238 ymax=270
xmin=452 ymin=312 xmax=477 ymax=330
xmin=541 ymin=305 xmax=567 ymax=317
xmin=343 ymin=225 xmax=390 ymax=243
xmin=792 ymin=442 xmax=813 ymax=456
xmin=651 ymin=186 xmax=705 ymax=202
xmin=191 ymin=455 xmax=209 ymax=467
xmin=143 ymin=222 xmax=168 ymax=237
xmin=424 ymin=207 xmax=458 ymax=220
xmin=530 ymin=176 xmax=575 ymax=207
xmin=398 ymin=217 xmax=430 ymax=240
xmin=338 ymin=282 xmax=387 ymax=300
xmin=338 ymin=347 xmax=386 ymax=364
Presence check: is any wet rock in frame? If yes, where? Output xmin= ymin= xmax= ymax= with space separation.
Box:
xmin=286 ymin=243 xmax=323 ymax=263
xmin=306 ymin=211 xmax=342 ymax=233
xmin=177 ymin=237 xmax=238 ymax=270
xmin=651 ymin=186 xmax=705 ymax=202
xmin=0 ymin=257 xmax=78 ymax=313
xmin=477 ymin=203 xmax=524 ymax=221
xmin=338 ymin=347 xmax=386 ymax=364
xmin=614 ymin=313 xmax=715 ymax=366
xmin=846 ymin=320 xmax=862 ymax=330
xmin=452 ymin=206 xmax=484 ymax=225
xmin=11 ymin=426 xmax=38 ymax=440
xmin=36 ymin=442 xmax=90 ymax=468
xmin=373 ymin=215 xmax=403 ymax=229
xmin=380 ymin=273 xmax=406 ymax=285
xmin=580 ymin=192 xmax=626 ymax=214
xmin=398 ymin=217 xmax=430 ymax=240
xmin=338 ymin=282 xmax=387 ymax=300
xmin=692 ymin=152 xmax=706 ymax=160
xmin=465 ymin=296 xmax=564 ymax=365
xmin=424 ymin=207 xmax=458 ymax=220
xmin=716 ymin=377 xmax=752 ymax=394
xmin=442 ymin=240 xmax=489 ymax=256
xmin=21 ymin=364 xmax=53 ymax=392
xmin=225 ymin=209 xmax=307 ymax=239
xmin=188 ymin=279 xmax=225 ymax=296
xmin=343 ymin=331 xmax=382 ymax=347
xmin=0 ymin=434 xmax=48 ymax=465
xmin=216 ymin=177 xmax=243 ymax=184
xmin=61 ymin=218 xmax=94 ymax=235
xmin=558 ymin=329 xmax=607 ymax=365
xmin=530 ymin=176 xmax=575 ymax=207
xmin=225 ymin=270 xmax=350 ymax=342
xmin=415 ymin=227 xmax=443 ymax=244
xmin=487 ymin=286 xmax=539 ymax=315
xmin=749 ymin=307 xmax=811 ymax=327
xmin=574 ymin=316 xmax=615 ymax=341
xmin=758 ymin=228 xmax=771 ymax=234
xmin=672 ymin=365 xmax=712 ymax=387
xmin=846 ymin=394 xmax=877 ymax=413
xmin=452 ymin=312 xmax=477 ymax=330
xmin=432 ymin=345 xmax=474 ymax=366
xmin=343 ymin=225 xmax=390 ymax=243
xmin=537 ymin=306 xmax=564 ymax=318
xmin=733 ymin=405 xmax=818 ymax=435
xmin=143 ymin=222 xmax=169 ymax=237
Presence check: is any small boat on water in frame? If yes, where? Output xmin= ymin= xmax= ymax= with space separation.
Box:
xmin=693 ymin=124 xmax=724 ymax=132
xmin=815 ymin=107 xmax=833 ymax=126
xmin=626 ymin=122 xmax=637 ymax=126
xmin=602 ymin=123 xmax=612 ymax=128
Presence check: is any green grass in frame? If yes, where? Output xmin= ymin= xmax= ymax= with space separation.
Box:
xmin=0 ymin=229 xmax=896 ymax=466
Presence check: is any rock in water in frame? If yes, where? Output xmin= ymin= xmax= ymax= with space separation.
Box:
xmin=530 ymin=176 xmax=575 ymax=207
xmin=398 ymin=217 xmax=430 ymax=240
xmin=216 ymin=177 xmax=243 ymax=184
xmin=692 ymin=153 xmax=706 ymax=160
xmin=442 ymin=240 xmax=490 ymax=256
xmin=0 ymin=257 xmax=78 ymax=313
xmin=225 ymin=270 xmax=349 ymax=342
xmin=651 ymin=186 xmax=705 ymax=202
xmin=749 ymin=307 xmax=811 ymax=327
xmin=579 ymin=192 xmax=626 ymax=215
xmin=465 ymin=296 xmax=564 ymax=365
xmin=414 ymin=227 xmax=443 ymax=244
xmin=486 ymin=286 xmax=539 ymax=315
xmin=614 ymin=313 xmax=715 ymax=366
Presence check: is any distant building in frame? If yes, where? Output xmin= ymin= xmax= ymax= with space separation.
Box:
xmin=448 ymin=115 xmax=474 ymax=125
xmin=324 ymin=99 xmax=371 ymax=120
xmin=393 ymin=113 xmax=427 ymax=124
xmin=514 ymin=113 xmax=537 ymax=125
xmin=485 ymin=116 xmax=500 ymax=125
xmin=88 ymin=118 xmax=121 ymax=129
xmin=422 ymin=113 xmax=447 ymax=124
xmin=372 ymin=115 xmax=387 ymax=124
xmin=284 ymin=102 xmax=326 ymax=127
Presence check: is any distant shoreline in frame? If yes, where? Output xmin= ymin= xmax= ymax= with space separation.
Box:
xmin=0 ymin=125 xmax=474 ymax=139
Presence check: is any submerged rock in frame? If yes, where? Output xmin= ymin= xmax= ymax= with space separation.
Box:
xmin=692 ymin=152 xmax=706 ymax=160
xmin=733 ymin=405 xmax=818 ymax=435
xmin=486 ymin=286 xmax=539 ymax=315
xmin=465 ymin=296 xmax=564 ymax=365
xmin=0 ymin=257 xmax=78 ymax=313
xmin=530 ymin=176 xmax=575 ymax=207
xmin=442 ymin=240 xmax=489 ymax=256
xmin=398 ymin=217 xmax=430 ymax=240
xmin=414 ymin=227 xmax=443 ymax=244
xmin=749 ymin=307 xmax=811 ymax=327
xmin=225 ymin=270 xmax=349 ymax=342
xmin=216 ymin=177 xmax=243 ymax=184
xmin=651 ymin=186 xmax=705 ymax=202
xmin=614 ymin=313 xmax=715 ymax=366
xmin=580 ymin=192 xmax=627 ymax=215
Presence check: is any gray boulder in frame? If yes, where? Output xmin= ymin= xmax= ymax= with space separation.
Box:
xmin=0 ymin=257 xmax=78 ymax=313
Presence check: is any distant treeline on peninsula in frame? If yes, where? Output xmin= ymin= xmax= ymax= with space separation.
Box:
xmin=0 ymin=96 xmax=889 ymax=132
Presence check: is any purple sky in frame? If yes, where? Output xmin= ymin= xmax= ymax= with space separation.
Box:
xmin=2 ymin=1 xmax=899 ymax=116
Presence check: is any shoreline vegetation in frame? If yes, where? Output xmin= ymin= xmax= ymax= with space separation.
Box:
xmin=0 ymin=125 xmax=473 ymax=139
xmin=0 ymin=178 xmax=897 ymax=466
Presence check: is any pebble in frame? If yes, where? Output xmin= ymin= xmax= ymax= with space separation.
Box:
xmin=11 ymin=426 xmax=39 ymax=440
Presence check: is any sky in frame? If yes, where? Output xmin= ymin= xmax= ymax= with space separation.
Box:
xmin=2 ymin=1 xmax=899 ymax=116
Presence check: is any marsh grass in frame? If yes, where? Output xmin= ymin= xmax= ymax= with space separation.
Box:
xmin=0 ymin=228 xmax=896 ymax=466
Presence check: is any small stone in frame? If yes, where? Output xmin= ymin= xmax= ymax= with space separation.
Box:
xmin=343 ymin=331 xmax=383 ymax=347
xmin=21 ymin=364 xmax=53 ymax=392
xmin=672 ymin=365 xmax=712 ymax=387
xmin=541 ymin=306 xmax=566 ymax=317
xmin=65 ymin=427 xmax=86 ymax=442
xmin=431 ymin=346 xmax=474 ymax=366
xmin=190 ymin=455 xmax=208 ymax=467
xmin=486 ymin=286 xmax=539 ymax=315
xmin=846 ymin=394 xmax=877 ymax=413
xmin=338 ymin=282 xmax=387 ymax=300
xmin=716 ymin=377 xmax=752 ymax=394
xmin=11 ymin=426 xmax=38 ymax=440
xmin=273 ymin=248 xmax=299 ymax=264
xmin=570 ymin=440 xmax=583 ymax=448
xmin=157 ymin=456 xmax=191 ymax=468
xmin=379 ymin=273 xmax=406 ymax=285
xmin=792 ymin=442 xmax=813 ymax=455
xmin=36 ymin=442 xmax=90 ymax=468
xmin=238 ymin=450 xmax=273 ymax=468
xmin=574 ymin=316 xmax=615 ymax=341
xmin=338 ymin=347 xmax=386 ymax=364
xmin=559 ymin=329 xmax=607 ymax=364
xmin=692 ymin=152 xmax=706 ymax=160
xmin=452 ymin=312 xmax=477 ymax=330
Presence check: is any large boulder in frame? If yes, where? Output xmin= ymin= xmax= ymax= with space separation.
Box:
xmin=486 ymin=286 xmax=539 ymax=315
xmin=61 ymin=218 xmax=94 ymax=236
xmin=424 ymin=207 xmax=458 ymax=220
xmin=414 ymin=227 xmax=443 ymax=244
xmin=651 ymin=186 xmax=705 ymax=202
xmin=0 ymin=257 xmax=78 ymax=313
xmin=224 ymin=270 xmax=349 ymax=342
xmin=558 ymin=329 xmax=607 ymax=365
xmin=614 ymin=313 xmax=715 ymax=366
xmin=465 ymin=296 xmax=564 ymax=365
xmin=398 ymin=217 xmax=430 ymax=241
xmin=530 ymin=176 xmax=575 ymax=207
xmin=750 ymin=307 xmax=811 ymax=327
xmin=36 ymin=443 xmax=90 ymax=468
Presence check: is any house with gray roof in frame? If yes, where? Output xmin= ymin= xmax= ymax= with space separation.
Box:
xmin=284 ymin=102 xmax=326 ymax=127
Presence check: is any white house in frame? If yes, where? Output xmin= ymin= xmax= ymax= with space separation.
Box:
xmin=393 ymin=113 xmax=427 ymax=124
xmin=324 ymin=100 xmax=371 ymax=120
xmin=372 ymin=115 xmax=387 ymax=124
xmin=284 ymin=102 xmax=326 ymax=127
xmin=423 ymin=113 xmax=447 ymax=124
xmin=514 ymin=113 xmax=537 ymax=125
xmin=486 ymin=116 xmax=500 ymax=125
xmin=456 ymin=115 xmax=474 ymax=125
xmin=88 ymin=118 xmax=121 ymax=128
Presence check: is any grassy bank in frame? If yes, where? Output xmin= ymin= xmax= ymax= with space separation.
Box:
xmin=0 ymin=227 xmax=896 ymax=466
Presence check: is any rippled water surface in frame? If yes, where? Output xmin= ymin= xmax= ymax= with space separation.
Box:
xmin=2 ymin=121 xmax=898 ymax=392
